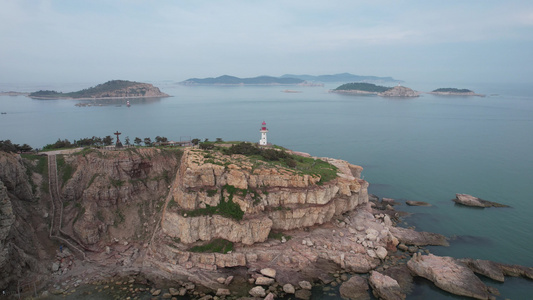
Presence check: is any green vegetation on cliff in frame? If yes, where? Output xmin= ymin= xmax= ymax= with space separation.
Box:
xmin=334 ymin=82 xmax=391 ymax=93
xmin=186 ymin=184 xmax=245 ymax=220
xmin=222 ymin=142 xmax=338 ymax=184
xmin=189 ymin=238 xmax=234 ymax=254
xmin=432 ymin=88 xmax=473 ymax=93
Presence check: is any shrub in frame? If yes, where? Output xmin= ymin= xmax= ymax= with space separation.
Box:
xmin=189 ymin=239 xmax=234 ymax=254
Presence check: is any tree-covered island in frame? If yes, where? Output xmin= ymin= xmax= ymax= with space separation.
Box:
xmin=29 ymin=80 xmax=169 ymax=99
xmin=331 ymin=82 xmax=392 ymax=94
xmin=430 ymin=88 xmax=485 ymax=97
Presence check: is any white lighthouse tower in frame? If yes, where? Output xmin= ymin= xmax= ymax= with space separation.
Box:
xmin=259 ymin=121 xmax=268 ymax=146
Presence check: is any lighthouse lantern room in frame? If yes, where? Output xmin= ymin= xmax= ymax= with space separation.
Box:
xmin=259 ymin=121 xmax=268 ymax=146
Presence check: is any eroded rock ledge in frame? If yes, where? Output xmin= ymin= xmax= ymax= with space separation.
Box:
xmin=161 ymin=148 xmax=368 ymax=245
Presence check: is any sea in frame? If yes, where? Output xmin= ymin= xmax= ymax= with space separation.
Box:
xmin=1 ymin=81 xmax=532 ymax=299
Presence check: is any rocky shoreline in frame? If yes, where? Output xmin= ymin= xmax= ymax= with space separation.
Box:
xmin=1 ymin=147 xmax=531 ymax=299
xmin=38 ymin=194 xmax=533 ymax=300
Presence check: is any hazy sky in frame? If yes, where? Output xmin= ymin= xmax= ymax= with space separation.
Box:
xmin=1 ymin=0 xmax=532 ymax=85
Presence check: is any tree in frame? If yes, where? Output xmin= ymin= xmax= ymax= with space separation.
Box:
xmin=134 ymin=137 xmax=142 ymax=146
xmin=0 ymin=140 xmax=17 ymax=152
xmin=124 ymin=136 xmax=130 ymax=146
xmin=191 ymin=138 xmax=200 ymax=146
xmin=155 ymin=136 xmax=168 ymax=143
xmin=103 ymin=135 xmax=113 ymax=146
xmin=18 ymin=143 xmax=33 ymax=152
xmin=144 ymin=137 xmax=152 ymax=147
xmin=93 ymin=136 xmax=102 ymax=146
xmin=216 ymin=138 xmax=223 ymax=142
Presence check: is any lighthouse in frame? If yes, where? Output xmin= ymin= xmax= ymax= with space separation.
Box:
xmin=259 ymin=121 xmax=268 ymax=146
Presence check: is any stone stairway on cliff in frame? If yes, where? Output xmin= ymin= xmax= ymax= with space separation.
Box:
xmin=47 ymin=154 xmax=87 ymax=260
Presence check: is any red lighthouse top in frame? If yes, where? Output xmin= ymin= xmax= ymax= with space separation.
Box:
xmin=261 ymin=121 xmax=268 ymax=131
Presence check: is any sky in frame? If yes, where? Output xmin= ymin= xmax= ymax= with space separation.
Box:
xmin=1 ymin=0 xmax=533 ymax=86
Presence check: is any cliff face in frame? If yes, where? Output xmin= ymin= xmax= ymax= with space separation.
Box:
xmin=0 ymin=152 xmax=49 ymax=290
xmin=0 ymin=152 xmax=34 ymax=201
xmin=0 ymin=146 xmax=371 ymax=292
xmin=0 ymin=181 xmax=15 ymax=277
xmin=58 ymin=148 xmax=182 ymax=247
xmin=379 ymin=86 xmax=419 ymax=97
xmin=160 ymin=149 xmax=368 ymax=245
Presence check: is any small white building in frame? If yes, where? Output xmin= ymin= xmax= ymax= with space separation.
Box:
xmin=259 ymin=121 xmax=268 ymax=146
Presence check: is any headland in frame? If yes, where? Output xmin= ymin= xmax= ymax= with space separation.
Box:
xmin=0 ymin=142 xmax=530 ymax=299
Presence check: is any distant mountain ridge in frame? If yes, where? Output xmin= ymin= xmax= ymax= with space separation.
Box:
xmin=281 ymin=73 xmax=400 ymax=83
xmin=180 ymin=75 xmax=304 ymax=85
xmin=180 ymin=73 xmax=401 ymax=85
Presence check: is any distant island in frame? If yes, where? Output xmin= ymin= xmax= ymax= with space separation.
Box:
xmin=28 ymin=80 xmax=169 ymax=100
xmin=180 ymin=75 xmax=307 ymax=86
xmin=281 ymin=72 xmax=401 ymax=84
xmin=332 ymin=82 xmax=391 ymax=94
xmin=330 ymin=82 xmax=420 ymax=97
xmin=179 ymin=73 xmax=401 ymax=86
xmin=429 ymin=88 xmax=485 ymax=97
xmin=0 ymin=91 xmax=30 ymax=96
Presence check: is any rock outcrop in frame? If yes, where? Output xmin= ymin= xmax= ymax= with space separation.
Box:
xmin=161 ymin=149 xmax=368 ymax=245
xmin=0 ymin=151 xmax=34 ymax=201
xmin=0 ymin=152 xmax=49 ymax=291
xmin=389 ymin=227 xmax=448 ymax=246
xmin=368 ymin=271 xmax=405 ymax=300
xmin=339 ymin=275 xmax=370 ymax=300
xmin=0 ymin=181 xmax=15 ymax=274
xmin=407 ymin=253 xmax=493 ymax=299
xmin=378 ymin=86 xmax=419 ymax=97
xmin=460 ymin=258 xmax=533 ymax=282
xmin=405 ymin=200 xmax=431 ymax=206
xmin=59 ymin=148 xmax=182 ymax=247
xmin=453 ymin=193 xmax=509 ymax=208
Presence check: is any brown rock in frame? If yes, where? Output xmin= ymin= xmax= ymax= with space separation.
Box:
xmin=453 ymin=194 xmax=509 ymax=208
xmin=216 ymin=288 xmax=231 ymax=296
xmin=249 ymin=286 xmax=266 ymax=297
xmin=283 ymin=283 xmax=295 ymax=294
xmin=255 ymin=276 xmax=275 ymax=285
xmin=339 ymin=275 xmax=370 ymax=300
xmin=295 ymin=289 xmax=312 ymax=300
xmin=405 ymin=201 xmax=431 ymax=207
xmin=260 ymin=268 xmax=277 ymax=278
xmin=407 ymin=253 xmax=491 ymax=299
xmin=389 ymin=227 xmax=449 ymax=246
xmin=368 ymin=271 xmax=405 ymax=300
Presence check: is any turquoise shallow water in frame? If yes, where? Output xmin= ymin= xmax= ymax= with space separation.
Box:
xmin=1 ymin=82 xmax=532 ymax=298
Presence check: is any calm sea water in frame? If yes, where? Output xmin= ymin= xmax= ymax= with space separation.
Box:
xmin=1 ymin=81 xmax=532 ymax=299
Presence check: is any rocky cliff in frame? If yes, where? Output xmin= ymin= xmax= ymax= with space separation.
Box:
xmin=57 ymin=148 xmax=182 ymax=248
xmin=2 ymin=146 xmax=528 ymax=299
xmin=0 ymin=152 xmax=49 ymax=291
xmin=160 ymin=149 xmax=368 ymax=245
